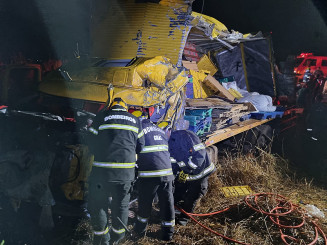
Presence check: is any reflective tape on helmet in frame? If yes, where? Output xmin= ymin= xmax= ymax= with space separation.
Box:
xmin=93 ymin=226 xmax=109 ymax=236
xmin=161 ymin=220 xmax=175 ymax=227
xmin=137 ymin=215 xmax=148 ymax=223
xmin=93 ymin=161 xmax=135 ymax=168
xmin=140 ymin=145 xmax=168 ymax=153
xmin=193 ymin=143 xmax=205 ymax=151
xmin=99 ymin=124 xmax=139 ymax=133
xmin=88 ymin=127 xmax=98 ymax=135
xmin=187 ymin=162 xmax=215 ymax=181
xmin=112 ymin=227 xmax=125 ymax=234
xmin=111 ymin=108 xmax=127 ymax=112
xmin=138 ymin=168 xmax=173 ymax=177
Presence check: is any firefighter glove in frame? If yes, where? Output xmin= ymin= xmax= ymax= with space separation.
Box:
xmin=177 ymin=170 xmax=188 ymax=183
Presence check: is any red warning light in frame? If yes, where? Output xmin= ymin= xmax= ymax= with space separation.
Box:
xmin=299 ymin=53 xmax=313 ymax=58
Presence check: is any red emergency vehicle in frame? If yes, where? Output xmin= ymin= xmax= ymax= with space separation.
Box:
xmin=294 ymin=53 xmax=327 ymax=81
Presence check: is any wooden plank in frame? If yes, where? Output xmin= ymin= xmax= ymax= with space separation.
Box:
xmin=185 ymin=98 xmax=236 ymax=109
xmin=230 ymin=104 xmax=247 ymax=111
xmin=185 ymin=98 xmax=232 ymax=109
xmin=204 ymin=118 xmax=273 ymax=146
xmin=182 ymin=60 xmax=199 ymax=71
xmin=203 ymin=75 xmax=235 ymax=102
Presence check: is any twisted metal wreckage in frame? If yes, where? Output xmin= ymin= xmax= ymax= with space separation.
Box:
xmin=0 ymin=0 xmax=281 ymax=232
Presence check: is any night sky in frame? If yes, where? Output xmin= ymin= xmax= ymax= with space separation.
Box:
xmin=1 ymin=0 xmax=327 ymax=63
xmin=192 ymin=0 xmax=327 ymax=62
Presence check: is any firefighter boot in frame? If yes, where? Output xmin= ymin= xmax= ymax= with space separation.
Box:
xmin=176 ymin=214 xmax=189 ymax=226
xmin=134 ymin=219 xmax=147 ymax=236
xmin=93 ymin=232 xmax=110 ymax=245
xmin=161 ymin=226 xmax=174 ymax=241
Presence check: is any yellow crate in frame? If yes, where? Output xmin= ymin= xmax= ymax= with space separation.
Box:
xmin=197 ymin=54 xmax=218 ymax=75
xmin=220 ymin=185 xmax=253 ymax=197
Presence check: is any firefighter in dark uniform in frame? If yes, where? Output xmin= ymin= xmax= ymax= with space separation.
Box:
xmin=168 ymin=130 xmax=215 ymax=226
xmin=87 ymin=98 xmax=145 ymax=245
xmin=133 ymin=112 xmax=175 ymax=241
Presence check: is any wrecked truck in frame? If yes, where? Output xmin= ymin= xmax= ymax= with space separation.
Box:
xmin=0 ymin=0 xmax=290 ymax=233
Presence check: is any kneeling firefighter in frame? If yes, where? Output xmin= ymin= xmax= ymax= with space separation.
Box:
xmin=133 ymin=111 xmax=175 ymax=241
xmin=168 ymin=130 xmax=216 ymax=226
xmin=87 ymin=98 xmax=145 ymax=245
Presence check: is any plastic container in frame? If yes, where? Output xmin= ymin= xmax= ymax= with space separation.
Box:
xmin=185 ymin=108 xmax=213 ymax=118
xmin=184 ymin=115 xmax=202 ymax=126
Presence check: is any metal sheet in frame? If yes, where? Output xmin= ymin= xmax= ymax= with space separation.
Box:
xmin=91 ymin=2 xmax=191 ymax=66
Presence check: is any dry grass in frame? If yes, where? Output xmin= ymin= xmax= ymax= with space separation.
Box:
xmin=75 ymin=150 xmax=327 ymax=245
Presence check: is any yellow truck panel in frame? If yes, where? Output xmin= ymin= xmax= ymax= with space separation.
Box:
xmin=91 ymin=2 xmax=190 ymax=66
xmin=39 ymin=56 xmax=188 ymax=107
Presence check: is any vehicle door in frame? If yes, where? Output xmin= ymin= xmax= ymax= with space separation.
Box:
xmin=302 ymin=58 xmax=317 ymax=72
xmin=320 ymin=58 xmax=327 ymax=77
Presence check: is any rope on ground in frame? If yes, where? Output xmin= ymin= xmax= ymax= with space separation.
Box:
xmin=177 ymin=192 xmax=327 ymax=245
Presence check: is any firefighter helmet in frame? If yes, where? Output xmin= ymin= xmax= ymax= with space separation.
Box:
xmin=132 ymin=110 xmax=143 ymax=117
xmin=132 ymin=110 xmax=148 ymax=120
xmin=157 ymin=121 xmax=169 ymax=129
xmin=110 ymin=97 xmax=128 ymax=110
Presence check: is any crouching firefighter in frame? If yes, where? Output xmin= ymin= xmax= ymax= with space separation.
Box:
xmin=87 ymin=98 xmax=145 ymax=245
xmin=168 ymin=130 xmax=216 ymax=226
xmin=133 ymin=112 xmax=175 ymax=241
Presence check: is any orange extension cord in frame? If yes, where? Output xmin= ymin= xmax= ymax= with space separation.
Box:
xmin=177 ymin=193 xmax=327 ymax=245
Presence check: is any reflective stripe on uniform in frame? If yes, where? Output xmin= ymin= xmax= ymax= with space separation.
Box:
xmin=187 ymin=158 xmax=198 ymax=169
xmin=140 ymin=145 xmax=168 ymax=153
xmin=93 ymin=161 xmax=135 ymax=168
xmin=99 ymin=124 xmax=139 ymax=133
xmin=177 ymin=161 xmax=186 ymax=168
xmin=88 ymin=127 xmax=98 ymax=135
xmin=138 ymin=130 xmax=144 ymax=138
xmin=112 ymin=227 xmax=125 ymax=234
xmin=186 ymin=162 xmax=215 ymax=181
xmin=170 ymin=157 xmax=177 ymax=163
xmin=161 ymin=220 xmax=175 ymax=227
xmin=137 ymin=215 xmax=148 ymax=223
xmin=138 ymin=168 xmax=173 ymax=177
xmin=193 ymin=143 xmax=205 ymax=151
xmin=93 ymin=226 xmax=109 ymax=236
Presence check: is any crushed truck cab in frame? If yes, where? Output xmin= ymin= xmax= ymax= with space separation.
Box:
xmin=39 ymin=56 xmax=188 ymax=122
